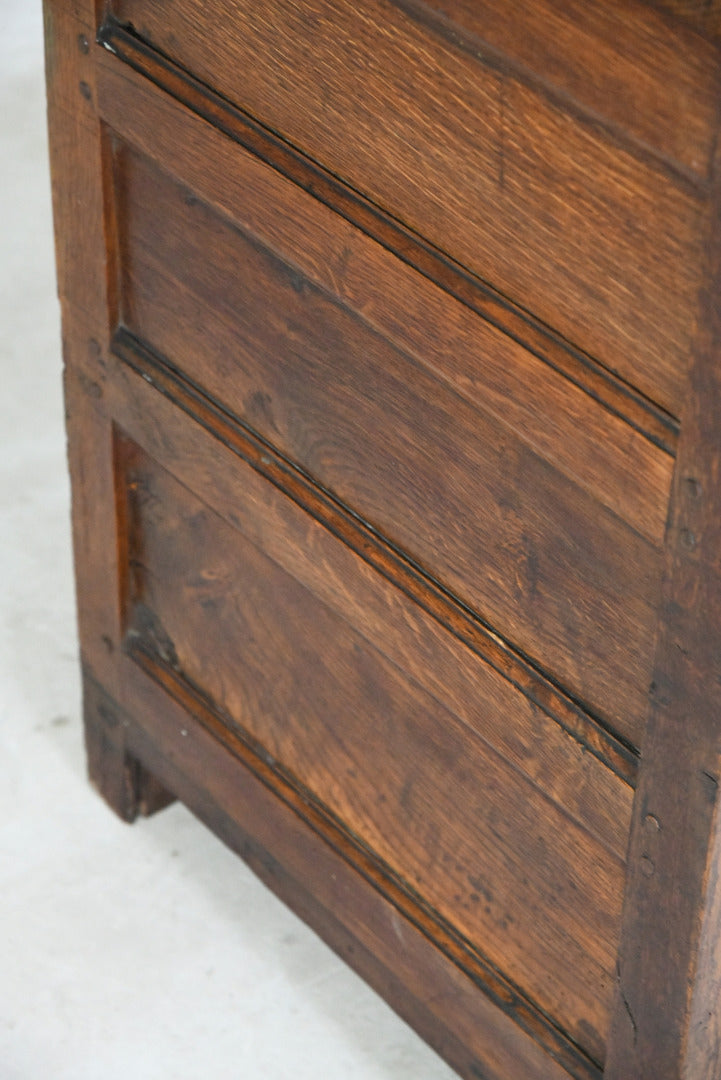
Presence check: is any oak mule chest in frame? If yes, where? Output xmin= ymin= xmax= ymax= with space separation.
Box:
xmin=44 ymin=1 xmax=721 ymax=1077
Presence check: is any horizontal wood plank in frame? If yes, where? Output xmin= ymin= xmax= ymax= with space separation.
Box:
xmin=95 ymin=33 xmax=679 ymax=455
xmin=400 ymin=0 xmax=720 ymax=181
xmin=113 ymin=657 xmax=590 ymax=1079
xmin=109 ymin=0 xmax=708 ymax=414
xmin=107 ymin=329 xmax=639 ymax=787
xmin=116 ymin=431 xmax=628 ymax=1062
xmin=96 ymin=58 xmax=674 ymax=547
xmin=107 ymin=351 xmax=634 ymax=857
xmin=112 ymin=141 xmax=664 ymax=745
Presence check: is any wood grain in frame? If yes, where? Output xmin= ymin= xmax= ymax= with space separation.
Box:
xmin=96 ymin=62 xmax=674 ymax=548
xmin=401 ymin=0 xmax=721 ymax=181
xmin=43 ymin=0 xmax=127 ymax=700
xmin=117 ymin=653 xmax=588 ymax=1079
xmin=45 ymin=1 xmax=721 ymax=1075
xmin=652 ymin=0 xmax=721 ymax=40
xmin=113 ymin=142 xmax=664 ymax=746
xmin=117 ymin=432 xmax=626 ymax=1062
xmin=94 ymin=27 xmax=679 ymax=456
xmin=109 ymin=356 xmax=634 ymax=860
xmin=110 ymin=0 xmax=708 ymax=414
xmin=109 ymin=327 xmax=638 ymax=787
xmin=605 ymin=144 xmax=721 ymax=1079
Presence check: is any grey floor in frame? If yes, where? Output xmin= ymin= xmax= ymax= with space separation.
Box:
xmin=0 ymin=4 xmax=456 ymax=1077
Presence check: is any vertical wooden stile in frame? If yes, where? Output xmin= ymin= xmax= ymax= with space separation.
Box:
xmin=43 ymin=0 xmax=168 ymax=816
xmin=606 ymin=101 xmax=721 ymax=1079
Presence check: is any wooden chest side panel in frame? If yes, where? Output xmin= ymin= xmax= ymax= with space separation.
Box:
xmin=96 ymin=62 xmax=674 ymax=549
xmin=44 ymin=0 xmax=721 ymax=1075
xmin=402 ymin=0 xmax=721 ymax=181
xmin=110 ymin=0 xmax=707 ymax=414
xmin=108 ymin=354 xmax=633 ymax=862
xmin=111 ymin=138 xmax=665 ymax=747
xmin=113 ymin=657 xmax=584 ymax=1080
xmin=93 ymin=36 xmax=678 ymax=456
xmin=115 ymin=424 xmax=629 ymax=1064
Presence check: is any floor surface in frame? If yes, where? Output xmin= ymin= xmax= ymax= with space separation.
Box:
xmin=0 ymin=4 xmax=456 ymax=1077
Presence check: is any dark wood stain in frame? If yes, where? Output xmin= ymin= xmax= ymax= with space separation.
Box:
xmin=111 ymin=328 xmax=639 ymax=787
xmin=108 ymin=0 xmax=708 ymax=415
xmin=113 ymin=143 xmax=663 ymax=745
xmin=95 ymin=21 xmax=679 ymax=456
xmin=116 ymin=435 xmax=624 ymax=1059
xmin=44 ymin=0 xmax=721 ymax=1075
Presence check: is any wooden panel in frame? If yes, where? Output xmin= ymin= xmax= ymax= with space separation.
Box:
xmin=112 ymin=140 xmax=664 ymax=746
xmin=45 ymin=0 xmax=721 ymax=1076
xmin=93 ymin=31 xmax=679 ymax=456
xmin=109 ymin=0 xmax=708 ymax=414
xmin=109 ymin=348 xmax=633 ymax=858
xmin=106 ymin=340 xmax=631 ymax=1072
xmin=108 ymin=329 xmax=638 ymax=787
xmin=96 ymin=61 xmax=674 ymax=548
xmin=116 ymin=430 xmax=629 ymax=1063
xmin=406 ymin=0 xmax=720 ymax=182
xmin=108 ymin=662 xmax=584 ymax=1080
